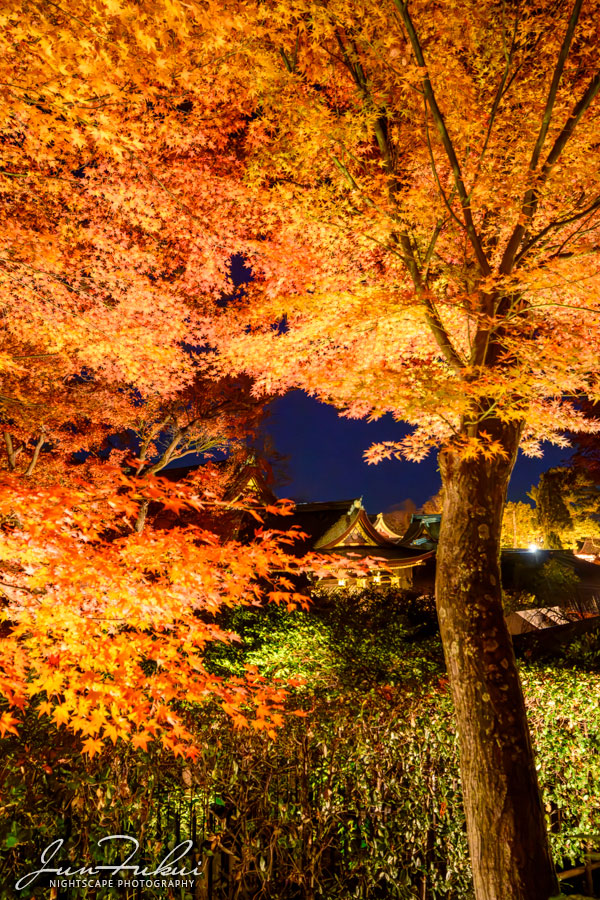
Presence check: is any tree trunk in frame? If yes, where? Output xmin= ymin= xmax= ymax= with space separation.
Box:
xmin=4 ymin=432 xmax=17 ymax=471
xmin=436 ymin=423 xmax=559 ymax=900
xmin=135 ymin=498 xmax=150 ymax=533
xmin=25 ymin=430 xmax=45 ymax=477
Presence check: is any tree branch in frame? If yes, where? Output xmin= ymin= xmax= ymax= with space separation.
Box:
xmin=528 ymin=0 xmax=583 ymax=173
xmin=395 ymin=233 xmax=465 ymax=373
xmin=541 ymin=71 xmax=600 ymax=176
xmin=135 ymin=416 xmax=174 ymax=475
xmin=422 ymin=294 xmax=466 ymax=374
xmin=0 ymin=581 xmax=37 ymax=594
xmin=501 ymin=69 xmax=600 ymax=273
xmin=392 ymin=0 xmax=491 ymax=276
xmin=469 ymin=1 xmax=521 ymax=193
xmin=134 ymin=498 xmax=150 ymax=534
xmin=25 ymin=430 xmax=45 ymax=477
xmin=423 ymin=221 xmax=444 ymax=280
xmin=332 ymin=28 xmax=466 ymax=374
xmin=334 ymin=32 xmax=395 ymax=172
xmin=515 ymin=194 xmax=600 ymax=266
xmin=4 ymin=433 xmax=18 ymax=471
xmin=423 ymin=100 xmax=465 ymax=233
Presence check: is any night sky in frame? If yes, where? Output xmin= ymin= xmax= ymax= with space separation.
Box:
xmin=264 ymin=390 xmax=569 ymax=514
xmin=231 ymin=256 xmax=569 ymax=514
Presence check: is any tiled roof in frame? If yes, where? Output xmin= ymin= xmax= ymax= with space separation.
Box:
xmin=320 ymin=545 xmax=435 ymax=568
xmin=267 ymin=499 xmax=359 ymax=554
xmin=264 ymin=499 xmax=432 ymax=567
xmin=401 ymin=515 xmax=441 ymax=550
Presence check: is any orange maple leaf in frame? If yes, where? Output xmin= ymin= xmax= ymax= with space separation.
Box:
xmin=131 ymin=731 xmax=152 ymax=751
xmin=0 ymin=711 xmax=20 ymax=738
xmin=81 ymin=737 xmax=104 ymax=758
xmin=52 ymin=704 xmax=71 ymax=727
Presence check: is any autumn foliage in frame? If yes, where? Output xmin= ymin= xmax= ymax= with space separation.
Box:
xmin=0 ymin=0 xmax=317 ymax=757
xmin=3 ymin=1 xmax=600 ymax=894
xmin=0 ymin=459 xmax=316 ymax=757
xmin=193 ymin=0 xmax=600 ymax=464
xmin=8 ymin=0 xmax=600 ymax=455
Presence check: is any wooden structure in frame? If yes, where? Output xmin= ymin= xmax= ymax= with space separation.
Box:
xmin=398 ymin=513 xmax=442 ymax=552
xmin=277 ymin=499 xmax=434 ymax=590
xmin=224 ymin=460 xmax=278 ymax=506
xmin=575 ymin=538 xmax=600 ymax=564
xmin=505 ymin=605 xmax=573 ymax=635
xmin=369 ymin=512 xmax=405 ymax=542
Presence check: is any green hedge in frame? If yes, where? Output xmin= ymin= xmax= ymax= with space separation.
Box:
xmin=1 ymin=591 xmax=600 ymax=899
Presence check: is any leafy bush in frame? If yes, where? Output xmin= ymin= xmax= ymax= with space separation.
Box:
xmin=555 ymin=629 xmax=600 ymax=670
xmin=3 ymin=589 xmax=600 ymax=899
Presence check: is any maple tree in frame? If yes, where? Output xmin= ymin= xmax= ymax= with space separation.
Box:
xmin=1 ymin=0 xmax=268 ymax=485
xmin=1 ymin=0 xmax=380 ymax=766
xmin=199 ymin=3 xmax=600 ymax=898
xmin=0 ymin=468 xmax=314 ymax=756
xmin=0 ymin=1 xmax=315 ymax=766
xmin=3 ymin=1 xmax=600 ymax=897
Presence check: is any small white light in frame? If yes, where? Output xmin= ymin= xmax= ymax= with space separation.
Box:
xmin=528 ymin=543 xmax=538 ymax=552
xmin=338 ymin=578 xmax=346 ymax=586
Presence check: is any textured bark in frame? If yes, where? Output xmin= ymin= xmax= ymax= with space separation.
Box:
xmin=4 ymin=432 xmax=17 ymax=471
xmin=24 ymin=430 xmax=45 ymax=477
xmin=436 ymin=423 xmax=559 ymax=900
xmin=134 ymin=498 xmax=150 ymax=534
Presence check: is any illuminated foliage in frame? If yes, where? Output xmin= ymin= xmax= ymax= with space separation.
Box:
xmin=0 ymin=469 xmax=312 ymax=757
xmin=531 ymin=466 xmax=600 ymax=549
xmin=3 ymin=2 xmax=600 ymax=895
xmin=501 ymin=501 xmax=542 ymax=549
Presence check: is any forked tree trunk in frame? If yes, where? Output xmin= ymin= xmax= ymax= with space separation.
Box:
xmin=436 ymin=423 xmax=559 ymax=900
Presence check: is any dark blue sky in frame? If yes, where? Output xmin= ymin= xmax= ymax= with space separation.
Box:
xmin=231 ymin=256 xmax=569 ymax=513
xmin=264 ymin=391 xmax=569 ymax=514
